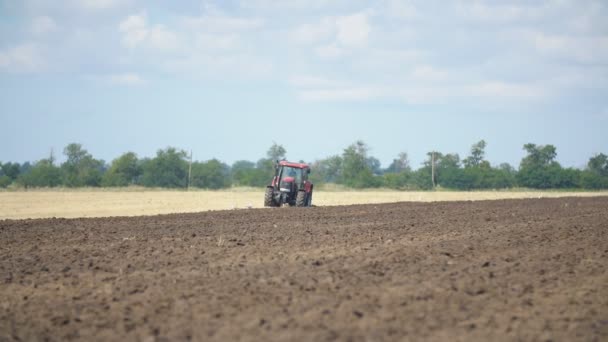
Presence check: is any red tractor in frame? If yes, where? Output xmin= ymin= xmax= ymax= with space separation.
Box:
xmin=264 ymin=160 xmax=313 ymax=207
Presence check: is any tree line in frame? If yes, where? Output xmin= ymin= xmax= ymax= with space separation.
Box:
xmin=1 ymin=141 xmax=607 ymax=190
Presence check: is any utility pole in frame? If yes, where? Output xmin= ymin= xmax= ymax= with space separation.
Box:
xmin=431 ymin=151 xmax=436 ymax=189
xmin=188 ymin=150 xmax=193 ymax=191
xmin=49 ymin=148 xmax=55 ymax=165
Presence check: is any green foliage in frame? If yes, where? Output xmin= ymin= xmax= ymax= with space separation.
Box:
xmin=231 ymin=160 xmax=255 ymax=185
xmin=3 ymin=140 xmax=607 ymax=190
xmin=310 ymin=155 xmax=342 ymax=185
xmin=580 ymin=170 xmax=608 ymax=189
xmin=61 ymin=143 xmax=104 ymax=187
xmin=517 ymin=143 xmax=563 ymax=189
xmin=266 ymin=142 xmax=286 ymax=161
xmin=228 ymin=143 xmax=290 ymax=187
xmin=409 ymin=168 xmax=434 ymax=190
xmin=456 ymin=141 xmax=516 ymax=189
xmin=425 ymin=152 xmax=464 ymax=188
xmin=578 ymin=153 xmax=608 ymax=189
xmin=191 ymin=159 xmax=231 ymax=189
xmin=0 ymin=175 xmax=11 ymax=188
xmin=141 ymin=147 xmax=188 ymax=188
xmin=382 ymin=171 xmax=411 ymax=189
xmin=463 ymin=140 xmax=487 ymax=168
xmin=228 ymin=143 xmax=289 ymax=187
xmin=341 ymin=140 xmax=379 ymax=188
xmin=1 ymin=162 xmax=21 ymax=180
xmin=230 ymin=158 xmax=273 ymax=187
xmin=366 ymin=157 xmax=383 ymax=176
xmin=385 ymin=152 xmax=410 ymax=174
xmin=17 ymin=159 xmax=63 ymax=187
xmin=587 ymin=153 xmax=608 ymax=176
xmin=256 ymin=158 xmax=275 ymax=176
xmin=102 ymin=152 xmax=142 ymax=187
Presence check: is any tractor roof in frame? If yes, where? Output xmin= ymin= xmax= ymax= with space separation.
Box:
xmin=278 ymin=160 xmax=310 ymax=169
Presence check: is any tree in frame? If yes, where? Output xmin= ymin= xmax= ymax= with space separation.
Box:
xmin=310 ymin=155 xmax=343 ymax=184
xmin=517 ymin=143 xmax=561 ymax=189
xmin=521 ymin=143 xmax=557 ymax=168
xmin=267 ymin=142 xmax=286 ymax=161
xmin=366 ymin=156 xmax=383 ymax=176
xmin=191 ymin=159 xmax=231 ymax=189
xmin=463 ymin=140 xmax=487 ymax=168
xmin=231 ymin=160 xmax=255 ymax=185
xmin=436 ymin=153 xmax=469 ymax=189
xmin=230 ymin=160 xmax=270 ymax=187
xmin=17 ymin=159 xmax=62 ymax=188
xmin=141 ymin=147 xmax=188 ymax=188
xmin=385 ymin=152 xmax=410 ymax=173
xmin=490 ymin=163 xmax=517 ymax=189
xmin=341 ymin=140 xmax=378 ymax=188
xmin=409 ymin=168 xmax=434 ymax=190
xmin=61 ymin=143 xmax=103 ymax=187
xmin=580 ymin=153 xmax=608 ymax=189
xmin=382 ymin=171 xmax=411 ymax=189
xmin=1 ymin=162 xmax=21 ymax=180
xmin=587 ymin=153 xmax=608 ymax=176
xmin=461 ymin=140 xmax=497 ymax=188
xmin=20 ymin=162 xmax=32 ymax=176
xmin=101 ymin=152 xmax=142 ymax=187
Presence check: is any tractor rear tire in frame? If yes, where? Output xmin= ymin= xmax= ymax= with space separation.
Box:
xmin=264 ymin=187 xmax=275 ymax=207
xmin=296 ymin=190 xmax=307 ymax=207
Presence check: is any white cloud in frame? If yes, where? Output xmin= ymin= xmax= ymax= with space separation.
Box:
xmin=75 ymin=0 xmax=126 ymax=11
xmin=194 ymin=33 xmax=239 ymax=50
xmin=298 ymin=86 xmax=385 ymax=102
xmin=9 ymin=0 xmax=606 ymax=112
xmin=119 ymin=13 xmax=148 ymax=48
xmin=289 ymin=71 xmax=549 ymax=104
xmin=180 ymin=6 xmax=264 ymax=33
xmin=315 ymin=43 xmax=343 ymax=59
xmin=119 ymin=13 xmax=180 ymax=51
xmin=293 ymin=11 xmax=371 ymax=59
xmin=456 ymin=1 xmax=538 ymax=23
xmin=114 ymin=7 xmax=272 ymax=79
xmin=107 ymin=72 xmax=145 ymax=86
xmin=240 ymin=0 xmax=349 ymax=11
xmin=288 ymin=75 xmax=345 ymax=88
xmin=162 ymin=53 xmax=272 ymax=79
xmin=465 ymin=81 xmax=546 ymax=99
xmin=410 ymin=65 xmax=448 ymax=82
xmin=0 ymin=43 xmax=45 ymax=73
xmin=147 ymin=25 xmax=180 ymax=51
xmin=543 ymin=35 xmax=608 ymax=64
xmin=291 ymin=18 xmax=334 ymax=44
xmin=182 ymin=16 xmax=264 ymax=32
xmin=291 ymin=73 xmax=388 ymax=101
xmin=30 ymin=16 xmax=57 ymax=35
xmin=335 ymin=12 xmax=370 ymax=47
xmin=385 ymin=0 xmax=419 ymax=19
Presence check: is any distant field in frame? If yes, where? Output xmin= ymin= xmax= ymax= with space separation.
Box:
xmin=1 ymin=188 xmax=607 ymax=220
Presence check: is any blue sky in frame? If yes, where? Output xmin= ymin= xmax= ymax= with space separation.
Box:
xmin=1 ymin=0 xmax=606 ymax=169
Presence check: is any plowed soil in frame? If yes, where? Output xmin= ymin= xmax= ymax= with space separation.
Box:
xmin=1 ymin=197 xmax=607 ymax=341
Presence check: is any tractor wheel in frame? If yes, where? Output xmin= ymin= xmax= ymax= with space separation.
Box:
xmin=307 ymin=189 xmax=313 ymax=206
xmin=296 ymin=190 xmax=307 ymax=207
xmin=264 ymin=187 xmax=275 ymax=207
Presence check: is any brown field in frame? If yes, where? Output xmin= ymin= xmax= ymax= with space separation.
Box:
xmin=1 ymin=189 xmax=607 ymax=219
xmin=1 ymin=197 xmax=607 ymax=341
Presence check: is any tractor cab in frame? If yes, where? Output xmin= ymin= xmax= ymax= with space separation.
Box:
xmin=264 ymin=160 xmax=313 ymax=207
xmin=278 ymin=166 xmax=302 ymax=192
